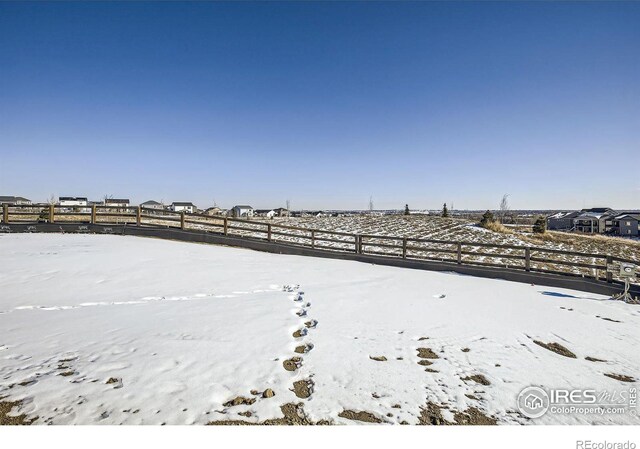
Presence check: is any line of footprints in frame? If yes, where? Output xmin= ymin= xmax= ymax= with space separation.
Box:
xmin=282 ymin=284 xmax=316 ymax=400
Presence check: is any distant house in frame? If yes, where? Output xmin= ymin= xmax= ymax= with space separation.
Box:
xmin=204 ymin=206 xmax=224 ymax=216
xmin=140 ymin=200 xmax=164 ymax=210
xmin=58 ymin=196 xmax=89 ymax=213
xmin=104 ymin=198 xmax=130 ymax=208
xmin=171 ymin=202 xmax=196 ymax=214
xmin=546 ymin=211 xmax=580 ymax=231
xmin=231 ymin=205 xmax=254 ymax=218
xmin=274 ymin=207 xmax=290 ymax=217
xmin=573 ymin=208 xmax=616 ymax=234
xmin=612 ymin=213 xmax=640 ymax=237
xmin=0 ymin=196 xmax=31 ymax=206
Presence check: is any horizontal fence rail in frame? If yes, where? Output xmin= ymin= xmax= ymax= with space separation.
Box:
xmin=1 ymin=203 xmax=638 ymax=289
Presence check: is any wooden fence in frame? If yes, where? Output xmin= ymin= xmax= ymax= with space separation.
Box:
xmin=2 ymin=203 xmax=638 ymax=286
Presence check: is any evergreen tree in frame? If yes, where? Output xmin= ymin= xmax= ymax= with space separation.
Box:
xmin=479 ymin=210 xmax=494 ymax=227
xmin=442 ymin=203 xmax=449 ymax=218
xmin=533 ymin=216 xmax=547 ymax=234
xmin=404 ymin=204 xmax=410 ymax=215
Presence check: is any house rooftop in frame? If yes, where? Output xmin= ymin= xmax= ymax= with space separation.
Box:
xmin=0 ymin=195 xmax=30 ymax=202
xmin=172 ymin=202 xmax=195 ymax=206
xmin=105 ymin=198 xmax=130 ymax=203
xmin=233 ymin=205 xmax=253 ymax=209
xmin=141 ymin=200 xmax=162 ymax=205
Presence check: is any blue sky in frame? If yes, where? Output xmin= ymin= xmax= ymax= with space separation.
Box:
xmin=1 ymin=2 xmax=638 ymax=210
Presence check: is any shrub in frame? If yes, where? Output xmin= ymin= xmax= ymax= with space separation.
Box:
xmin=533 ymin=216 xmax=546 ymax=234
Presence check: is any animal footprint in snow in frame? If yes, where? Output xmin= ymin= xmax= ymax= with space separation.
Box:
xmin=283 ymin=357 xmax=303 ymax=372
xmin=296 ymin=309 xmax=307 ymax=317
xmin=292 ymin=328 xmax=308 ymax=338
xmin=304 ymin=320 xmax=318 ymax=329
xmin=294 ymin=343 xmax=314 ymax=354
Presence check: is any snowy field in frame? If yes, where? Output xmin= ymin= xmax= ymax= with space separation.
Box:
xmin=0 ymin=234 xmax=639 ymax=425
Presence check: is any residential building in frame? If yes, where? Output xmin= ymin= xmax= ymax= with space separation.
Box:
xmin=231 ymin=205 xmax=254 ymax=218
xmin=140 ymin=200 xmax=164 ymax=210
xmin=612 ymin=213 xmax=640 ymax=237
xmin=0 ymin=196 xmax=31 ymax=206
xmin=171 ymin=202 xmax=196 ymax=214
xmin=573 ymin=208 xmax=616 ymax=234
xmin=546 ymin=211 xmax=580 ymax=231
xmin=204 ymin=206 xmax=224 ymax=216
xmin=104 ymin=198 xmax=130 ymax=208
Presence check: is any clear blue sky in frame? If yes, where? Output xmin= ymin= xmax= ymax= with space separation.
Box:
xmin=1 ymin=2 xmax=638 ymax=210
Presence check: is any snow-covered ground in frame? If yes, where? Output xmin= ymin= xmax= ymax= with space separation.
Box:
xmin=0 ymin=234 xmax=638 ymax=425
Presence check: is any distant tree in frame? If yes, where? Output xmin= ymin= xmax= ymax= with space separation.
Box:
xmin=533 ymin=216 xmax=547 ymax=234
xmin=404 ymin=204 xmax=410 ymax=215
xmin=479 ymin=210 xmax=495 ymax=227
xmin=368 ymin=196 xmax=374 ymax=213
xmin=442 ymin=203 xmax=449 ymax=218
xmin=286 ymin=199 xmax=291 ymax=211
xmin=47 ymin=194 xmax=56 ymax=205
xmin=499 ymin=194 xmax=510 ymax=223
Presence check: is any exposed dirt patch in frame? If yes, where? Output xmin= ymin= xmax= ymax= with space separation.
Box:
xmin=238 ymin=411 xmax=252 ymax=417
xmin=598 ymin=316 xmax=622 ymax=323
xmin=418 ymin=337 xmax=429 ymax=341
xmin=292 ymin=329 xmax=305 ymax=338
xmin=418 ymin=401 xmax=496 ymax=425
xmin=338 ymin=410 xmax=382 ymax=423
xmin=418 ymin=402 xmax=449 ymax=425
xmin=369 ymin=356 xmax=387 ymax=362
xmin=461 ymin=348 xmax=470 ymax=352
xmin=416 ymin=348 xmax=439 ymax=359
xmin=585 ymin=356 xmax=607 ymax=362
xmin=425 ymin=368 xmax=439 ymax=373
xmin=417 ymin=359 xmax=433 ymax=366
xmin=294 ymin=344 xmax=313 ymax=354
xmin=283 ymin=357 xmax=302 ymax=372
xmin=304 ymin=320 xmax=317 ymax=329
xmin=533 ymin=340 xmax=577 ymax=358
xmin=453 ymin=407 xmax=498 ymax=425
xmin=462 ymin=374 xmax=491 ymax=386
xmin=223 ymin=396 xmax=256 ymax=407
xmin=58 ymin=371 xmax=75 ymax=377
xmin=0 ymin=397 xmax=35 ymax=425
xmin=465 ymin=394 xmax=479 ymax=401
xmin=292 ymin=380 xmax=313 ymax=399
xmin=105 ymin=377 xmax=120 ymax=384
xmin=262 ymin=389 xmax=275 ymax=399
xmin=604 ymin=373 xmax=635 ymax=383
xmin=209 ymin=402 xmax=330 ymax=425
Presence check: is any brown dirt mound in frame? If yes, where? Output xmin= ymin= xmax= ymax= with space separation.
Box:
xmin=0 ymin=398 xmax=36 ymax=425
xmin=338 ymin=410 xmax=382 ymax=423
xmin=292 ymin=329 xmax=305 ymax=338
xmin=283 ymin=357 xmax=302 ymax=372
xmin=417 ymin=348 xmax=439 ymax=359
xmin=418 ymin=402 xmax=497 ymax=425
xmin=604 ymin=373 xmax=635 ymax=383
xmin=453 ymin=407 xmax=497 ymax=425
xmin=533 ymin=340 xmax=577 ymax=358
xmin=369 ymin=356 xmax=387 ymax=362
xmin=418 ymin=402 xmax=449 ymax=425
xmin=417 ymin=359 xmax=433 ymax=366
xmin=223 ymin=396 xmax=256 ymax=407
xmin=209 ymin=403 xmax=331 ymax=425
xmin=292 ymin=380 xmax=313 ymax=399
xmin=461 ymin=374 xmax=491 ymax=386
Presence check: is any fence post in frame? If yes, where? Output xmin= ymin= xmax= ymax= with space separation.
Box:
xmin=267 ymin=223 xmax=272 ymax=242
xmin=223 ymin=217 xmax=228 ymax=235
xmin=2 ymin=204 xmax=7 ymax=223
xmin=457 ymin=243 xmax=462 ymax=264
xmin=49 ymin=204 xmax=54 ymax=223
xmin=606 ymin=255 xmax=613 ymax=283
xmin=90 ymin=205 xmax=96 ymax=224
xmin=136 ymin=206 xmax=141 ymax=226
xmin=402 ymin=238 xmax=407 ymax=259
xmin=356 ymin=235 xmax=362 ymax=254
xmin=180 ymin=212 xmax=185 ymax=230
xmin=311 ymin=230 xmax=315 ymax=248
xmin=525 ymin=247 xmax=531 ymax=271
